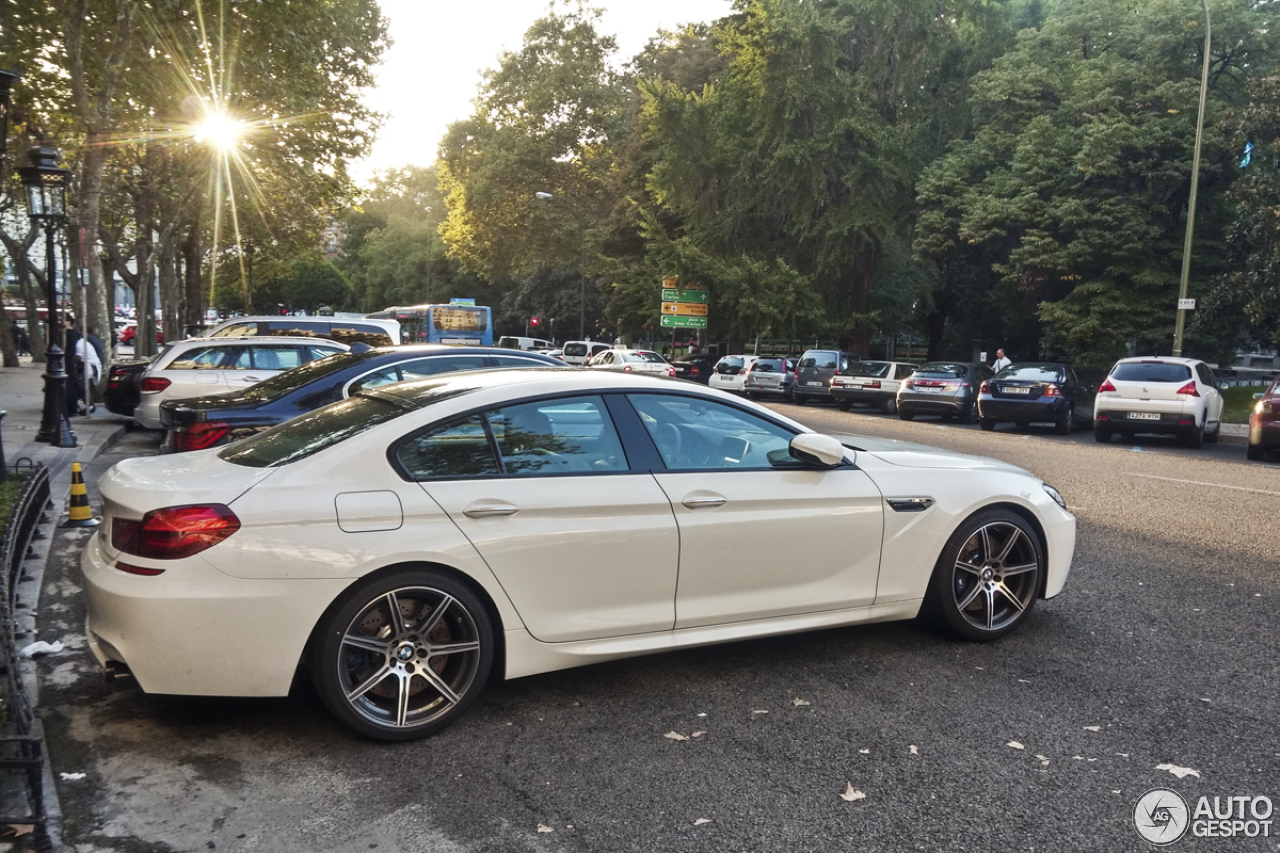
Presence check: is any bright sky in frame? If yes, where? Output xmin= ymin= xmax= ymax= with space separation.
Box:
xmin=353 ymin=0 xmax=735 ymax=183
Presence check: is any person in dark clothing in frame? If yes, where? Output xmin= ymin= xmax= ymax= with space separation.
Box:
xmin=63 ymin=317 xmax=87 ymax=415
xmin=86 ymin=326 xmax=107 ymax=367
xmin=10 ymin=321 xmax=29 ymax=356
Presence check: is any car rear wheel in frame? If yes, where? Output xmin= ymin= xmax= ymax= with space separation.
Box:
xmin=961 ymin=403 xmax=979 ymax=425
xmin=1095 ymin=426 xmax=1112 ymax=443
xmin=881 ymin=397 xmax=897 ymax=415
xmin=836 ymin=400 xmax=852 ymax=412
xmin=1184 ymin=417 xmax=1205 ymax=449
xmin=979 ymin=418 xmax=996 ymax=431
xmin=1205 ymin=420 xmax=1220 ymax=443
xmin=1054 ymin=411 xmax=1071 ymax=435
xmin=898 ymin=409 xmax=914 ymax=421
xmin=1247 ymin=442 xmax=1264 ymax=461
xmin=926 ymin=509 xmax=1044 ymax=641
xmin=311 ymin=568 xmax=493 ymax=741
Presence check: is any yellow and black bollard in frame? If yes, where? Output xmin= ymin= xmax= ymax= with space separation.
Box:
xmin=62 ymin=462 xmax=101 ymax=528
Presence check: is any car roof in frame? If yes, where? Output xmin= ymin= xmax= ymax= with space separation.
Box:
xmin=1111 ymin=356 xmax=1203 ymax=366
xmin=168 ymin=335 xmax=350 ymax=349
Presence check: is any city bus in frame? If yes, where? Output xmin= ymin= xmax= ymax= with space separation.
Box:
xmin=367 ymin=303 xmax=493 ymax=346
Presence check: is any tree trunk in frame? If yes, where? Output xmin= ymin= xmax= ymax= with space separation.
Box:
xmin=183 ymin=226 xmax=205 ymax=325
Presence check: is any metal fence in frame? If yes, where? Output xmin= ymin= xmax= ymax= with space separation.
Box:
xmin=0 ymin=462 xmax=53 ymax=852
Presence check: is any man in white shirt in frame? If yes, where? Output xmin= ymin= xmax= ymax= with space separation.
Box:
xmin=991 ymin=347 xmax=1012 ymax=372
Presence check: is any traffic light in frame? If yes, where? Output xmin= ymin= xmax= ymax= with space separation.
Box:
xmin=530 ymin=317 xmax=540 ymax=328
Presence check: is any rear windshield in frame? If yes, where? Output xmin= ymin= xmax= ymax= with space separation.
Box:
xmin=235 ymin=351 xmax=364 ymax=401
xmin=564 ymin=343 xmax=588 ymax=357
xmin=752 ymin=358 xmax=787 ymax=372
xmin=999 ymin=366 xmax=1064 ymax=382
xmin=916 ymin=362 xmax=966 ymax=376
xmin=624 ymin=351 xmax=667 ymax=363
xmin=1111 ymin=362 xmax=1192 ymax=383
xmin=842 ymin=362 xmax=892 ymax=378
xmin=718 ymin=357 xmax=744 ymax=369
xmin=799 ymin=352 xmax=838 ymax=369
xmin=218 ymin=396 xmax=409 ymax=467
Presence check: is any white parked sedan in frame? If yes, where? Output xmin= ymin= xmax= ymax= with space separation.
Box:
xmin=132 ymin=336 xmax=349 ymax=429
xmin=82 ymin=369 xmax=1075 ymax=741
xmin=586 ymin=348 xmax=675 ymax=376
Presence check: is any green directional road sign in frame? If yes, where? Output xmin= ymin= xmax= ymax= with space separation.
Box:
xmin=661 ymin=288 xmax=709 ymax=303
xmin=661 ymin=316 xmax=707 ymax=329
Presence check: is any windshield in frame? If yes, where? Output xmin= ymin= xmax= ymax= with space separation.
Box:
xmin=218 ymin=396 xmax=409 ymax=468
xmin=234 ymin=350 xmax=362 ymax=402
xmin=841 ymin=362 xmax=892 ymax=378
xmin=998 ymin=365 xmax=1064 ymax=382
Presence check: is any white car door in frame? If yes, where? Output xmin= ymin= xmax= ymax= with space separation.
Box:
xmin=628 ymin=393 xmax=885 ymax=629
xmin=405 ymin=395 xmax=680 ymax=643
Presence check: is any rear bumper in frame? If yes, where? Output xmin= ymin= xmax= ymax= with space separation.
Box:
xmin=1249 ymin=416 xmax=1280 ymax=449
xmin=830 ymin=387 xmax=894 ymax=405
xmin=978 ymin=398 xmax=1069 ymax=422
xmin=793 ymin=383 xmax=832 ymax=400
xmin=898 ymin=393 xmax=968 ymax=415
xmin=1095 ymin=409 xmax=1196 ymax=435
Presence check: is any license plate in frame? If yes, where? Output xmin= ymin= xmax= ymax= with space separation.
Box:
xmin=841 ymin=382 xmax=864 ymax=389
xmin=1129 ymin=412 xmax=1160 ymax=420
xmin=920 ymin=386 xmax=942 ymax=392
xmin=1003 ymin=387 xmax=1030 ymax=395
xmin=806 ymin=381 xmax=824 ymax=387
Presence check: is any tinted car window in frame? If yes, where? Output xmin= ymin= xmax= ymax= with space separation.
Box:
xmin=752 ymin=358 xmax=787 ymax=372
xmin=628 ymin=393 xmax=795 ymax=470
xmin=492 ymin=354 xmax=554 ymax=369
xmin=998 ymin=366 xmax=1064 ymax=382
xmin=1111 ymin=362 xmax=1192 ymax=383
xmin=238 ymin=351 xmax=364 ymax=402
xmin=843 ymin=362 xmax=892 ymax=378
xmin=396 ymin=414 xmax=499 ymax=479
xmin=916 ymin=362 xmax=966 ymax=376
xmin=220 ymin=396 xmax=410 ymax=468
xmin=564 ymin=343 xmax=588 ymax=358
xmin=248 ymin=346 xmax=304 ymax=371
xmin=492 ymin=396 xmax=627 ymax=475
xmin=800 ymin=352 xmax=837 ymax=370
xmin=168 ymin=345 xmax=234 ymax=370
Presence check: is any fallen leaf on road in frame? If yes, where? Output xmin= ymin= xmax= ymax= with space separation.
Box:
xmin=1082 ymin=725 xmax=1101 ymax=732
xmin=1156 ymin=763 xmax=1201 ymax=779
xmin=1035 ymin=754 xmax=1050 ymax=766
xmin=691 ymin=731 xmax=706 ymax=738
xmin=859 ymin=749 xmax=870 ymax=754
xmin=1007 ymin=741 xmax=1025 ymax=750
xmin=665 ymin=731 xmax=688 ymax=742
xmin=694 ymin=818 xmax=712 ymax=826
xmin=60 ymin=772 xmax=86 ymax=781
xmin=753 ymin=710 xmax=769 ymax=715
xmin=537 ymin=824 xmax=554 ymax=834
xmin=840 ymin=783 xmax=866 ymax=802
xmin=909 ymin=745 xmax=919 ymax=755
xmin=792 ymin=698 xmax=811 ymax=707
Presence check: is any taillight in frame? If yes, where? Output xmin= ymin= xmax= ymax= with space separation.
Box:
xmin=141 ymin=377 xmax=171 ymax=393
xmin=667 ymin=366 xmax=675 ymax=377
xmin=623 ymin=365 xmax=633 ymax=372
xmin=690 ymin=367 xmax=700 ymax=376
xmin=1042 ymin=384 xmax=1061 ymax=397
xmin=1176 ymin=381 xmax=1200 ymax=397
xmin=111 ymin=504 xmax=240 ymax=560
xmin=903 ymin=380 xmax=914 ymax=389
xmin=865 ymin=381 xmax=881 ymax=389
xmin=1098 ymin=379 xmax=1116 ymax=393
xmin=979 ymin=381 xmax=990 ymax=393
xmin=175 ymin=421 xmax=231 ymax=452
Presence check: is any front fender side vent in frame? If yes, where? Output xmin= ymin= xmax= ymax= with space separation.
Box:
xmin=887 ymin=497 xmax=935 ymax=513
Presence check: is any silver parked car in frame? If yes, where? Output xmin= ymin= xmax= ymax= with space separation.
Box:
xmin=742 ymin=356 xmax=797 ymax=400
xmin=896 ymin=361 xmax=993 ymax=423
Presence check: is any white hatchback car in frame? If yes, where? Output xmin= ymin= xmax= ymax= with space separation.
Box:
xmin=1093 ymin=356 xmax=1224 ymax=447
xmin=133 ymin=336 xmax=348 ymax=429
xmin=586 ymin=348 xmax=675 ymax=377
xmin=708 ymin=355 xmax=759 ymax=394
xmin=82 ymin=369 xmax=1073 ymax=741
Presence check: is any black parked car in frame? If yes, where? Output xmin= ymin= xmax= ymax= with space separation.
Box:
xmin=158 ymin=345 xmax=563 ymax=452
xmin=978 ymin=362 xmax=1097 ymax=434
xmin=669 ymin=352 xmax=719 ymax=385
xmin=103 ymin=358 xmax=155 ymax=417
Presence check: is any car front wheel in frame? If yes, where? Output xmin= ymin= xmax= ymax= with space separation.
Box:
xmin=311 ymin=568 xmax=494 ymax=741
xmin=1247 ymin=442 xmax=1264 ymax=461
xmin=926 ymin=510 xmax=1044 ymax=641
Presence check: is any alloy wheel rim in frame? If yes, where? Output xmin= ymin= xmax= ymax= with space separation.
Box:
xmin=950 ymin=521 xmax=1039 ymax=632
xmin=336 ymin=586 xmax=482 ymax=730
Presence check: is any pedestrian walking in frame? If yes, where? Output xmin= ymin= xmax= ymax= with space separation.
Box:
xmin=10 ymin=320 xmax=29 ymax=356
xmin=63 ymin=317 xmax=87 ymax=414
xmin=86 ymin=325 xmax=107 ymax=367
xmin=991 ymin=347 xmax=1012 ymax=372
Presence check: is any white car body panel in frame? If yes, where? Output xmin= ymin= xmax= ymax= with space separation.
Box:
xmin=707 ymin=355 xmax=758 ymax=394
xmin=81 ymin=370 xmax=1075 ymax=701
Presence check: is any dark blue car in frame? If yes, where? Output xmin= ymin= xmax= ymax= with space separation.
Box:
xmin=158 ymin=345 xmax=565 ymax=452
xmin=977 ymin=362 xmax=1096 ymax=434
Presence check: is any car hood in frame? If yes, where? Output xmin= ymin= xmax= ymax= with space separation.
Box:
xmin=831 ymin=433 xmax=1028 ymax=474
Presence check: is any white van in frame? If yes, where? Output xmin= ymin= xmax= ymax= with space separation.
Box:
xmin=201 ymin=315 xmax=401 ymax=346
xmin=561 ymin=340 xmax=612 ymax=366
xmin=498 ymin=335 xmax=552 ymax=351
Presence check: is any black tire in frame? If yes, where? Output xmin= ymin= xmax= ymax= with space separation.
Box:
xmin=881 ymin=397 xmax=897 ymax=415
xmin=1014 ymin=421 xmax=1030 ymax=430
xmin=1205 ymin=421 xmax=1220 ymax=443
xmin=793 ymin=394 xmax=807 ymax=406
xmin=1094 ymin=427 xmax=1112 ymax=443
xmin=1247 ymin=442 xmax=1264 ymax=461
xmin=925 ymin=509 xmax=1044 ymax=641
xmin=836 ymin=399 xmax=852 ymax=412
xmin=1054 ymin=411 xmax=1071 ymax=435
xmin=1185 ymin=417 xmax=1205 ymax=449
xmin=961 ymin=403 xmax=979 ymax=425
xmin=979 ymin=418 xmax=996 ymax=432
xmin=310 ymin=568 xmax=494 ymax=741
xmin=898 ymin=409 xmax=914 ymax=421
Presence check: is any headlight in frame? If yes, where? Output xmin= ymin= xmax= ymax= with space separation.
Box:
xmin=1042 ymin=483 xmax=1067 ymax=510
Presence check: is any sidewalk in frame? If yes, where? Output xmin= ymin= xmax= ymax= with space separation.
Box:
xmin=1 ymin=356 xmax=132 ymax=497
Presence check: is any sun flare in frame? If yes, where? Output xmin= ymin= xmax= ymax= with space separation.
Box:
xmin=194 ymin=112 xmax=246 ymax=151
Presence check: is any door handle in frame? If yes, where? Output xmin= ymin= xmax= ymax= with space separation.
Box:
xmin=463 ymin=503 xmax=519 ymax=518
xmin=682 ymin=496 xmax=726 ymax=509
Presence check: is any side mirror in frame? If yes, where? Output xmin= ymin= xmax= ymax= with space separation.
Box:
xmin=789 ymin=433 xmax=847 ymax=468
xmin=1255 ymin=392 xmax=1264 ymax=401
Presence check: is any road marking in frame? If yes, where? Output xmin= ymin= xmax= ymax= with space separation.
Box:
xmin=1128 ymin=472 xmax=1280 ymax=497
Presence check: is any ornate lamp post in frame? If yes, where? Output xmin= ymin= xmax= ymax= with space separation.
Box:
xmin=19 ymin=146 xmax=76 ymax=447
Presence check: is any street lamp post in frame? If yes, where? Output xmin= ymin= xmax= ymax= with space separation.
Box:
xmin=535 ymin=191 xmax=586 ymax=340
xmin=19 ymin=146 xmax=76 ymax=447
xmin=1173 ymin=0 xmax=1211 ymax=358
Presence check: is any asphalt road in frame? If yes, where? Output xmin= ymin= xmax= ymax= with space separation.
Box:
xmin=34 ymin=403 xmax=1280 ymax=853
